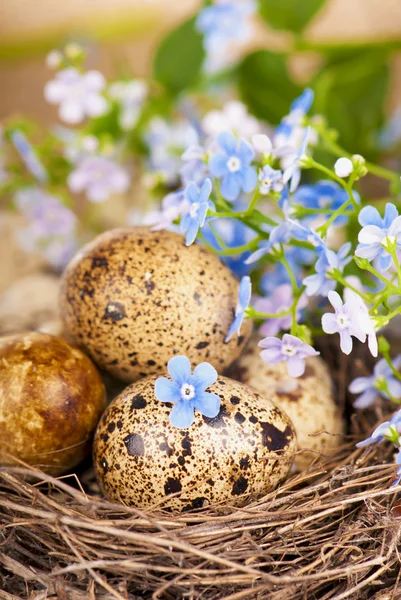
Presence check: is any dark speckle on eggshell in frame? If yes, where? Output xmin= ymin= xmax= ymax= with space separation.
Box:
xmin=93 ymin=374 xmax=296 ymax=511
xmin=60 ymin=227 xmax=253 ymax=383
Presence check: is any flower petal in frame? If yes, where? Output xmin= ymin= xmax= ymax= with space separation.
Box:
xmin=167 ymin=355 xmax=192 ymax=385
xmin=353 ymin=389 xmax=377 ymax=409
xmin=358 ymin=205 xmax=381 ymax=228
xmin=192 ymin=362 xmax=218 ymax=390
xmin=355 ymin=243 xmax=381 ymax=261
xmin=328 ymin=290 xmax=343 ymax=311
xmin=209 ymin=152 xmax=228 ymax=178
xmin=169 ymin=401 xmax=195 ymax=429
xmin=241 ymin=166 xmax=257 ymax=193
xmin=185 ymin=220 xmax=199 ymax=246
xmin=154 ymin=377 xmax=180 ymax=403
xmin=217 ymin=131 xmax=237 ymax=155
xmin=286 ymin=356 xmax=306 ymax=377
xmin=221 ymin=173 xmax=241 ymax=201
xmin=339 ymin=329 xmax=353 ymax=355
xmin=193 ymin=391 xmax=220 ymax=418
xmin=348 ymin=377 xmax=370 ymax=394
xmin=225 ymin=313 xmax=242 ymax=342
xmin=321 ymin=313 xmax=338 ymax=334
xmin=358 ymin=225 xmax=385 ymax=245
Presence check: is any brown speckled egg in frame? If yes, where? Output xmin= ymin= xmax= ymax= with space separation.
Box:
xmin=93 ymin=375 xmax=296 ymax=510
xmin=0 ymin=332 xmax=106 ymax=474
xmin=231 ymin=336 xmax=344 ymax=470
xmin=60 ymin=227 xmax=252 ymax=382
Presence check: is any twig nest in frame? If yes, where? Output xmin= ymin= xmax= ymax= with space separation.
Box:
xmin=60 ymin=227 xmax=252 ymax=382
xmin=93 ymin=375 xmax=296 ymax=510
xmin=0 ymin=274 xmax=61 ymax=336
xmin=232 ymin=336 xmax=345 ymax=470
xmin=0 ymin=332 xmax=106 ymax=474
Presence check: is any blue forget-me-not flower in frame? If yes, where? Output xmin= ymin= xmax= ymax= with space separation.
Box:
xmin=155 ymin=356 xmax=220 ymax=429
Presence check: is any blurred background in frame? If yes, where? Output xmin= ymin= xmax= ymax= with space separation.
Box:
xmin=2 ymin=0 xmax=401 ymax=121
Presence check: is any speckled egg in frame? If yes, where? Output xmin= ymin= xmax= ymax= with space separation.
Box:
xmin=93 ymin=375 xmax=296 ymax=510
xmin=0 ymin=332 xmax=106 ymax=474
xmin=60 ymin=227 xmax=252 ymax=382
xmin=231 ymin=336 xmax=344 ymax=470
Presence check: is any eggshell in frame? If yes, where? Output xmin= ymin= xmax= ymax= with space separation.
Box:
xmin=60 ymin=227 xmax=252 ymax=382
xmin=0 ymin=332 xmax=106 ymax=474
xmin=232 ymin=336 xmax=344 ymax=470
xmin=93 ymin=374 xmax=296 ymax=510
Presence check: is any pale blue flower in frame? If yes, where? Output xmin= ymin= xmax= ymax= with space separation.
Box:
xmin=209 ymin=131 xmax=257 ymax=201
xmin=155 ymin=355 xmax=220 ymax=429
xmin=356 ymin=409 xmax=401 ymax=448
xmin=196 ymin=1 xmax=256 ymax=73
xmin=108 ymin=79 xmax=147 ymax=130
xmin=68 ymin=156 xmax=130 ymax=203
xmin=393 ymin=450 xmax=401 ymax=486
xmin=145 ymin=117 xmax=199 ymax=185
xmin=349 ymin=356 xmax=401 ymax=409
xmin=225 ymin=276 xmax=251 ymax=342
xmin=148 ymin=190 xmax=189 ymax=231
xmin=258 ymin=165 xmax=284 ymax=195
xmin=180 ymin=178 xmax=213 ymax=246
xmin=303 ymin=243 xmax=352 ymax=297
xmin=322 ymin=290 xmax=377 ymax=356
xmin=259 ymin=334 xmax=319 ymax=378
xmin=355 ymin=203 xmax=401 ymax=272
xmin=245 ymin=221 xmax=293 ymax=264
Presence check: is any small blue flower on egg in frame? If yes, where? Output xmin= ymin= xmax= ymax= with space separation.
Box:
xmin=155 ymin=356 xmax=220 ymax=429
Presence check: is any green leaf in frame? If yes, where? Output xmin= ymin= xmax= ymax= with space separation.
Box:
xmin=258 ymin=0 xmax=327 ymax=33
xmin=237 ymin=50 xmax=300 ymax=124
xmin=312 ymin=49 xmax=390 ymax=158
xmin=153 ymin=17 xmax=205 ymax=94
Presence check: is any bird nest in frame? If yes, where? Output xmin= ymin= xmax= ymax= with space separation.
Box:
xmin=1 ymin=340 xmax=401 ymax=600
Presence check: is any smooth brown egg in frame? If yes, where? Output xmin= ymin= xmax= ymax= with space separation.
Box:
xmin=0 ymin=332 xmax=106 ymax=474
xmin=93 ymin=375 xmax=296 ymax=511
xmin=60 ymin=227 xmax=252 ymax=382
xmin=232 ymin=336 xmax=344 ymax=470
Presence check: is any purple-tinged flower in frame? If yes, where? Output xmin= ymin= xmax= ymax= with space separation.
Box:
xmin=108 ymin=80 xmax=147 ymax=130
xmin=155 ymin=355 xmax=220 ymax=428
xmin=209 ymin=131 xmax=257 ymax=202
xmin=180 ymin=179 xmax=213 ymax=246
xmin=349 ymin=356 xmax=401 ymax=409
xmin=321 ymin=290 xmax=377 ymax=356
xmin=196 ymin=2 xmax=256 ymax=74
xmin=10 ymin=130 xmax=48 ymax=184
xmin=355 ymin=203 xmax=401 ymax=272
xmin=44 ymin=67 xmax=108 ymax=124
xmin=254 ymin=285 xmax=307 ymax=337
xmin=225 ymin=276 xmax=251 ymax=342
xmin=258 ymin=165 xmax=284 ymax=195
xmin=15 ymin=187 xmax=77 ymax=269
xmin=356 ymin=409 xmax=401 ymax=448
xmin=203 ymin=101 xmax=260 ymax=141
xmin=68 ymin=156 xmax=130 ymax=202
xmin=303 ymin=243 xmax=352 ymax=297
xmin=259 ymin=334 xmax=319 ymax=378
xmin=293 ymin=180 xmax=360 ymax=226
